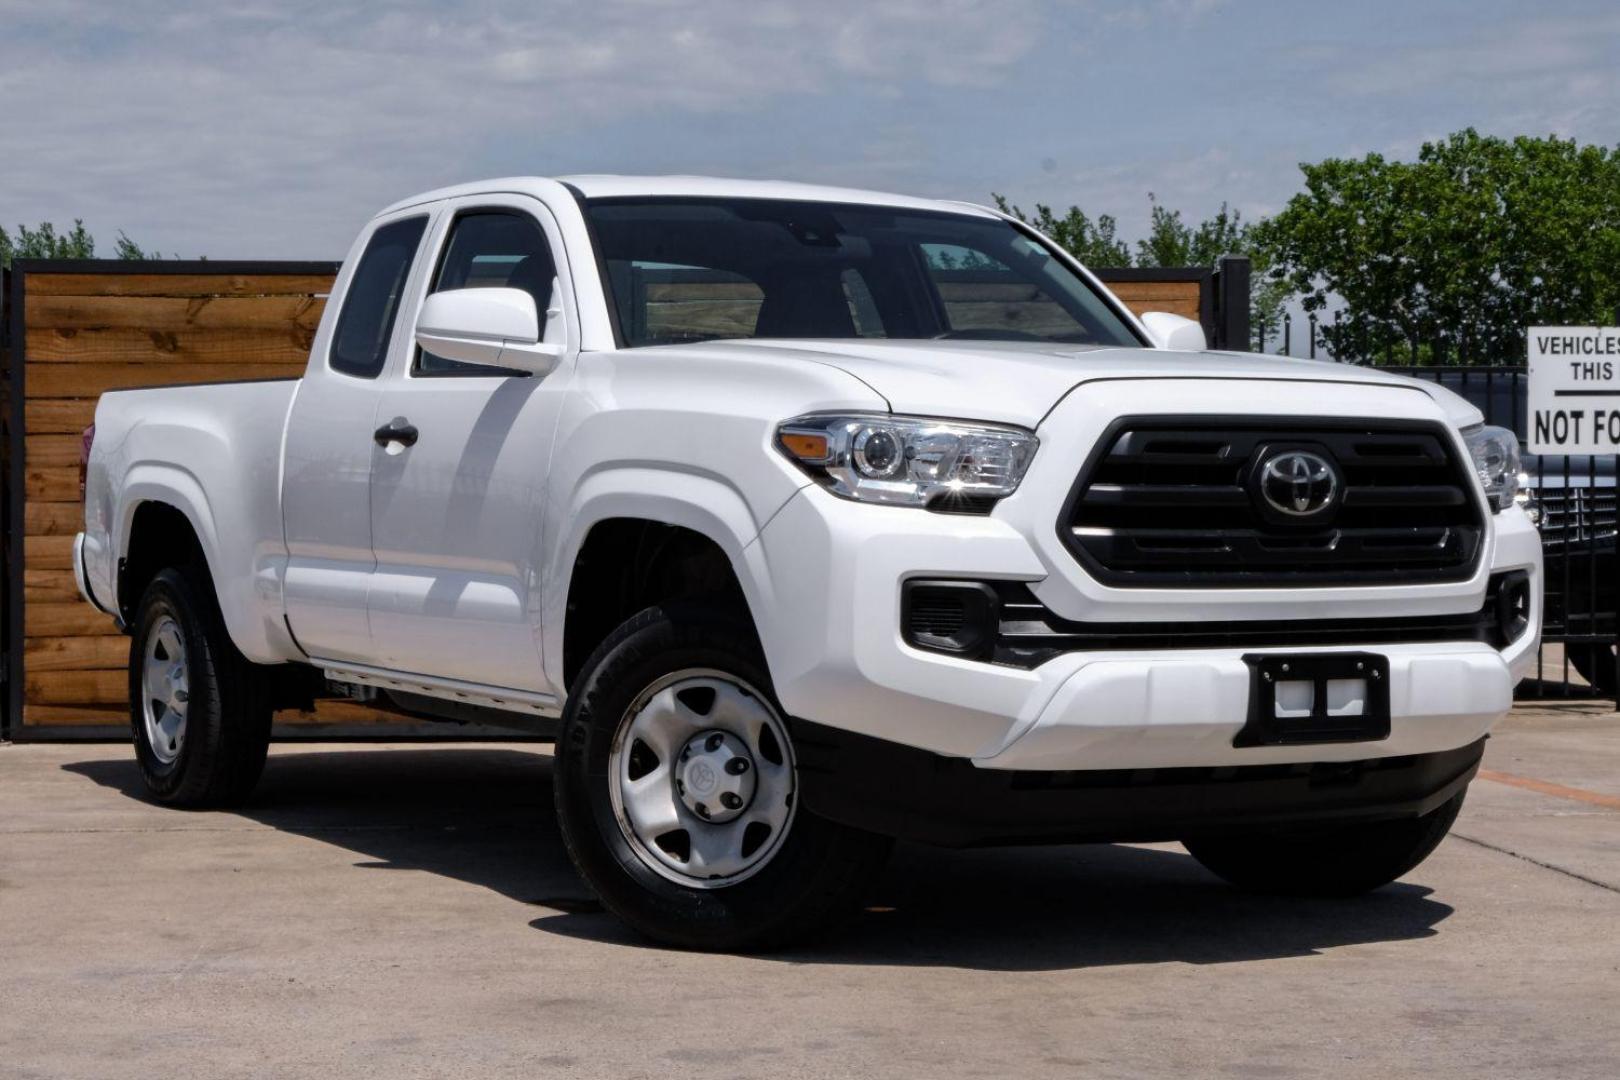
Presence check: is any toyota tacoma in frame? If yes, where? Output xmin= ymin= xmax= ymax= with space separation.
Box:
xmin=76 ymin=176 xmax=1542 ymax=948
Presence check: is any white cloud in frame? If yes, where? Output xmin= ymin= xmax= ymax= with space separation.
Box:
xmin=0 ymin=0 xmax=1044 ymax=255
xmin=2 ymin=0 xmax=1616 ymax=261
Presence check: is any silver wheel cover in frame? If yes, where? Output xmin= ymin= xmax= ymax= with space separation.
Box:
xmin=141 ymin=614 xmax=190 ymax=765
xmin=608 ymin=669 xmax=797 ymax=888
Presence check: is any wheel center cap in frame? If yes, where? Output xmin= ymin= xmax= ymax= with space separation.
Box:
xmin=676 ymin=730 xmax=756 ymax=824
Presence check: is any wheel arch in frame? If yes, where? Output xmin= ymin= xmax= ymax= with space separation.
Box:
xmin=113 ymin=467 xmax=293 ymax=662
xmin=545 ymin=470 xmax=791 ymax=694
xmin=115 ymin=470 xmax=221 ymax=623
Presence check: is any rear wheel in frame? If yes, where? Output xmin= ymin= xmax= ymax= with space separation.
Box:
xmin=1183 ymin=791 xmax=1465 ymax=897
xmin=129 ymin=567 xmax=272 ymax=807
xmin=553 ymin=603 xmax=890 ymax=951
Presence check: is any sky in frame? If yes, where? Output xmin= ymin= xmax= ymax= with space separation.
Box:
xmin=1 ymin=0 xmax=1617 ymax=261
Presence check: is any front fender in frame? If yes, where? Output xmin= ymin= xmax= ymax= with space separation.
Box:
xmin=540 ymin=464 xmax=801 ymax=692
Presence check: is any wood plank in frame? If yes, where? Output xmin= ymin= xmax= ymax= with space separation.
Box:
xmin=27 ymin=294 xmax=325 ymax=332
xmin=27 ymin=434 xmax=86 ymax=469
xmin=27 ymin=602 xmax=120 ymax=637
xmin=25 ymin=501 xmax=84 ymax=536
xmin=25 ymin=570 xmax=83 ymax=603
xmin=25 ymin=534 xmax=75 ymax=571
xmin=276 ymin=700 xmax=417 ymax=725
xmin=1108 ymin=282 xmax=1204 ymax=302
xmin=25 ymin=635 xmax=129 ymax=671
xmin=1120 ymin=299 xmax=1201 ymax=319
xmin=25 ymin=399 xmax=98 ymax=433
xmin=26 ymin=273 xmax=335 ymax=298
xmin=26 ymin=466 xmax=80 ymax=501
xmin=27 ymin=328 xmax=315 ymax=366
xmin=21 ymin=700 xmax=408 ymax=727
xmin=25 ymin=668 xmax=127 ymax=705
xmin=27 ymin=362 xmax=304 ymax=397
xmin=22 ymin=704 xmax=128 ymax=727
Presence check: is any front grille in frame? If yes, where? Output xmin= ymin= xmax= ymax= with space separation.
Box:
xmin=1536 ymin=486 xmax=1617 ymax=547
xmin=1061 ymin=418 xmax=1486 ymax=587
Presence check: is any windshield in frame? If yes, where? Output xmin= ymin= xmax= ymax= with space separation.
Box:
xmin=583 ymin=197 xmax=1144 ymax=349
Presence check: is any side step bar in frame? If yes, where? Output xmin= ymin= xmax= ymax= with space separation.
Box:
xmin=317 ymin=660 xmax=562 ymax=718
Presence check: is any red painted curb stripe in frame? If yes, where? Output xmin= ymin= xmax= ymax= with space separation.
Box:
xmin=1478 ymin=769 xmax=1620 ymax=812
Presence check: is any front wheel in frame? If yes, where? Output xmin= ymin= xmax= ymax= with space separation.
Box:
xmin=553 ymin=603 xmax=890 ymax=950
xmin=1183 ymin=791 xmax=1465 ymax=897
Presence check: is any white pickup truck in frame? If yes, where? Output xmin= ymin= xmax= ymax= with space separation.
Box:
xmin=77 ymin=175 xmax=1541 ymax=949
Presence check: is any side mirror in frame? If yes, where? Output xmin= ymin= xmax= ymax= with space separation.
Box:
xmin=1139 ymin=311 xmax=1208 ymax=352
xmin=414 ymin=287 xmax=563 ymax=376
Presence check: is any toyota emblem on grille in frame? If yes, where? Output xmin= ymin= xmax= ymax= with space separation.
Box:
xmin=1258 ymin=450 xmax=1339 ymax=517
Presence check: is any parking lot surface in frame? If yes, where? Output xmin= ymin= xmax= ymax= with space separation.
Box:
xmin=2 ymin=703 xmax=1617 ymax=1079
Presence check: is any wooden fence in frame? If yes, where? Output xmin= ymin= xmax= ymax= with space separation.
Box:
xmin=0 ymin=257 xmax=1248 ymax=738
xmin=0 ymin=261 xmax=400 ymax=737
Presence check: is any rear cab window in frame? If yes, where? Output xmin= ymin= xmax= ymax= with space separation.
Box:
xmin=329 ymin=215 xmax=429 ymax=379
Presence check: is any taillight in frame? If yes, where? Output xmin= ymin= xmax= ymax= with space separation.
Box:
xmin=79 ymin=423 xmax=95 ymax=499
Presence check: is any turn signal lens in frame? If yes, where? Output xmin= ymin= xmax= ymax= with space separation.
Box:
xmin=779 ymin=431 xmax=830 ymax=463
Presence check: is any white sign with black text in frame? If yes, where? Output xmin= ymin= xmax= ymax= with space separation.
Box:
xmin=1527 ymin=326 xmax=1620 ymax=455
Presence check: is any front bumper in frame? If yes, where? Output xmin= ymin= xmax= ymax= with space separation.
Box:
xmin=794 ymin=720 xmax=1485 ymax=847
xmin=753 ymin=482 xmax=1541 ymax=772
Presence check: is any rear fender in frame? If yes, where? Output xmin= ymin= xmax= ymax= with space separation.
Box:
xmin=114 ymin=464 xmax=297 ymax=663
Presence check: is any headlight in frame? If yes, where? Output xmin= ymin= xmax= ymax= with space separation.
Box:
xmin=1463 ymin=424 xmax=1522 ymax=512
xmin=776 ymin=413 xmax=1038 ymax=510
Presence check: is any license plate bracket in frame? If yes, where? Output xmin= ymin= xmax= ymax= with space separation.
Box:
xmin=1235 ymin=652 xmax=1391 ymax=747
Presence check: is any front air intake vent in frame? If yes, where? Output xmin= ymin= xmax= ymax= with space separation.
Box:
xmin=1061 ymin=417 xmax=1486 ymax=587
xmin=902 ymin=580 xmax=999 ymax=657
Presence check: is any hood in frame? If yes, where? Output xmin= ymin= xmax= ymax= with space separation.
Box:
xmin=700 ymin=339 xmax=1485 ymax=430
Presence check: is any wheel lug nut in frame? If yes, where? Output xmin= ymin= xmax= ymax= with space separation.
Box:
xmin=725 ymin=758 xmax=749 ymax=775
xmin=720 ymin=792 xmax=743 ymax=810
xmin=705 ymin=733 xmax=724 ymax=752
xmin=694 ymin=803 xmax=711 ymax=819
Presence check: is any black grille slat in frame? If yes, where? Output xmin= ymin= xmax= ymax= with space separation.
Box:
xmin=1080 ymin=483 xmax=1249 ymax=508
xmin=1341 ymin=485 xmax=1466 ymax=508
xmin=1062 ymin=419 xmax=1485 ymax=587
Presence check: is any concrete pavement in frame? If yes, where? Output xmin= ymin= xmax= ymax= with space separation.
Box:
xmin=1 ymin=704 xmax=1617 ymax=1078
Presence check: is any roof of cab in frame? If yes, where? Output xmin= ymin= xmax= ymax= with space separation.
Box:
xmin=377 ymin=175 xmax=997 ymax=220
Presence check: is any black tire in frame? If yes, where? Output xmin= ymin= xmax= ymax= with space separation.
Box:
xmin=553 ymin=602 xmax=891 ymax=951
xmin=1183 ymin=791 xmax=1466 ymax=897
xmin=1565 ymin=643 xmax=1617 ymax=696
xmin=129 ymin=566 xmax=272 ymax=807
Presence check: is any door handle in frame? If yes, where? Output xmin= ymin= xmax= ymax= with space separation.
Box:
xmin=373 ymin=420 xmax=419 ymax=448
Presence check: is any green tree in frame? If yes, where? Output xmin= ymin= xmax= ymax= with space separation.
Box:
xmin=992 ymin=194 xmax=1133 ymax=267
xmin=1256 ymin=129 xmax=1620 ymax=364
xmin=0 ymin=219 xmax=96 ymax=267
xmin=992 ymin=192 xmax=1287 ymax=344
xmin=1136 ymin=194 xmax=1249 ymax=267
xmin=1 ymin=220 xmax=163 ymax=268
